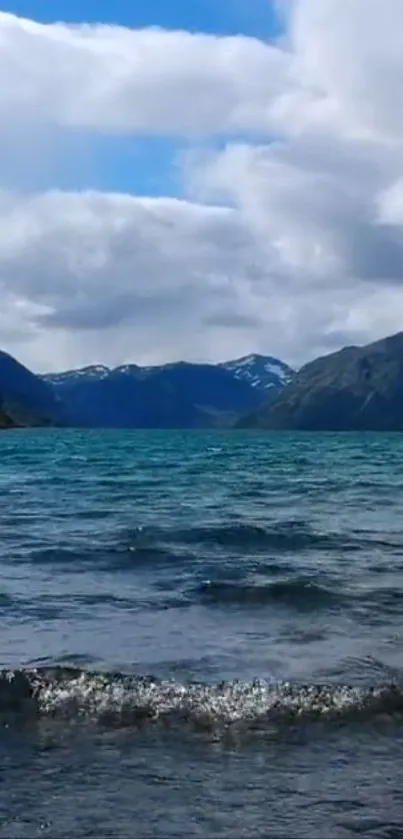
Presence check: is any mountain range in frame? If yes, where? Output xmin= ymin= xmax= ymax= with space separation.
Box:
xmin=42 ymin=354 xmax=293 ymax=428
xmin=5 ymin=332 xmax=403 ymax=431
xmin=0 ymin=351 xmax=292 ymax=429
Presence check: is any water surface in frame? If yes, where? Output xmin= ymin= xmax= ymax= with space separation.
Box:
xmin=1 ymin=430 xmax=403 ymax=837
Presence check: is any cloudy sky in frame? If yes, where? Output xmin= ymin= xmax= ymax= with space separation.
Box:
xmin=0 ymin=0 xmax=403 ymax=372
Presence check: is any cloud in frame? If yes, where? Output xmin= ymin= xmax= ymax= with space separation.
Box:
xmin=184 ymin=136 xmax=403 ymax=287
xmin=1 ymin=3 xmax=403 ymax=371
xmin=2 ymin=0 xmax=400 ymax=144
xmin=0 ymin=189 xmax=275 ymax=370
xmin=0 ymin=190 xmax=262 ymax=321
xmin=285 ymin=0 xmax=403 ymax=142
xmin=0 ymin=11 xmax=288 ymax=136
xmin=1 ymin=187 xmax=403 ymax=374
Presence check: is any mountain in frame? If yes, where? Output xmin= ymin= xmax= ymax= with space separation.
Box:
xmin=238 ymin=332 xmax=403 ymax=431
xmin=43 ymin=361 xmax=264 ymax=428
xmin=0 ymin=351 xmax=63 ymax=427
xmin=46 ymin=365 xmax=110 ymax=386
xmin=43 ymin=355 xmax=291 ymax=429
xmin=220 ymin=354 xmax=294 ymax=392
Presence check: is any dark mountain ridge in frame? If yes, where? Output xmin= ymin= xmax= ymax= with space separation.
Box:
xmin=42 ymin=355 xmax=292 ymax=428
xmin=0 ymin=351 xmax=63 ymax=428
xmin=239 ymin=332 xmax=403 ymax=431
xmin=43 ymin=361 xmax=267 ymax=428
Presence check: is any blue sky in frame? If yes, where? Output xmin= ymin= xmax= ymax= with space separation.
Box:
xmin=2 ymin=0 xmax=281 ymax=38
xmin=0 ymin=0 xmax=282 ymax=196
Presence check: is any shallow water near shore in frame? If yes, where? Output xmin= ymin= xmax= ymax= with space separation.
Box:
xmin=2 ymin=429 xmax=403 ymax=837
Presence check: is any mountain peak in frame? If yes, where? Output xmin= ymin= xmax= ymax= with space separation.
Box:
xmin=239 ymin=331 xmax=403 ymax=431
xmin=43 ymin=365 xmax=110 ymax=385
xmin=220 ymin=354 xmax=294 ymax=392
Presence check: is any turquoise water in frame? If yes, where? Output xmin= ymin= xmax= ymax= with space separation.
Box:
xmin=2 ymin=429 xmax=403 ymax=836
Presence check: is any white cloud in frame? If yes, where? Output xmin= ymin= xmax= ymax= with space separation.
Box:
xmin=1 ymin=1 xmax=400 ymax=144
xmin=0 ymin=1 xmax=403 ymax=143
xmin=0 ymin=11 xmax=288 ymax=136
xmin=0 ymin=189 xmax=275 ymax=370
xmin=1 ymin=187 xmax=403 ymax=374
xmin=1 ymin=3 xmax=403 ymax=371
xmin=184 ymin=136 xmax=403 ymax=287
xmin=286 ymin=0 xmax=403 ymax=142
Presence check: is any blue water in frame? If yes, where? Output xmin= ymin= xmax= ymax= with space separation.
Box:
xmin=2 ymin=429 xmax=403 ymax=837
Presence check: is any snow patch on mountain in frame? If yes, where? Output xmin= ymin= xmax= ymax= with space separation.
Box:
xmin=42 ymin=354 xmax=294 ymax=394
xmin=43 ymin=365 xmax=110 ymax=384
xmin=220 ymin=354 xmax=294 ymax=392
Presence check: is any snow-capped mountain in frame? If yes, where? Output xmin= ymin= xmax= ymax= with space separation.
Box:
xmin=40 ymin=353 xmax=294 ymax=428
xmin=43 ymin=365 xmax=110 ymax=385
xmin=220 ymin=354 xmax=295 ymax=392
xmin=44 ymin=355 xmax=294 ymax=391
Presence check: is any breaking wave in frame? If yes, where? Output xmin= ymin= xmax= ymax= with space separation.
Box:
xmin=1 ymin=667 xmax=403 ymax=732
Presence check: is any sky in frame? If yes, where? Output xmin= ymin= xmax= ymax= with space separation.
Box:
xmin=1 ymin=0 xmax=403 ymax=372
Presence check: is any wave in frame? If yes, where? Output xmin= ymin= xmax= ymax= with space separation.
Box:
xmin=196 ymin=577 xmax=403 ymax=612
xmin=1 ymin=667 xmax=403 ymax=732
xmin=28 ymin=543 xmax=187 ymax=572
xmin=20 ymin=519 xmax=403 ymax=575
xmin=124 ymin=521 xmax=403 ymax=555
xmin=172 ymin=521 xmax=357 ymax=553
xmin=196 ymin=577 xmax=338 ymax=609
